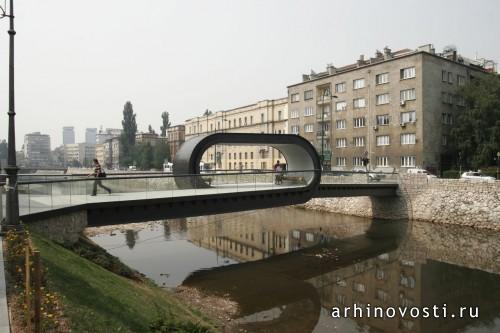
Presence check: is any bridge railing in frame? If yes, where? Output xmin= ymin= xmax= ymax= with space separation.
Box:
xmin=320 ymin=170 xmax=399 ymax=184
xmin=2 ymin=170 xmax=317 ymax=216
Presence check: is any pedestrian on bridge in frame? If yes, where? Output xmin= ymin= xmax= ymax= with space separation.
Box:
xmin=89 ymin=159 xmax=112 ymax=196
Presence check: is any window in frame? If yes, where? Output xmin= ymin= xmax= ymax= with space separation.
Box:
xmin=376 ymin=135 xmax=390 ymax=146
xmin=400 ymin=111 xmax=416 ymax=123
xmin=376 ymin=268 xmax=385 ymax=280
xmin=336 ymin=119 xmax=346 ymax=129
xmin=447 ymin=72 xmax=453 ymax=84
xmin=244 ymin=117 xmax=247 ymax=125
xmin=336 ymin=157 xmax=346 ymax=166
xmin=376 ymin=289 xmax=388 ymax=302
xmin=304 ymin=106 xmax=314 ymax=117
xmin=291 ymin=93 xmax=299 ymax=103
xmin=400 ymin=67 xmax=416 ymax=80
xmin=353 ymin=117 xmax=365 ymax=128
xmin=376 ymin=73 xmax=389 ymax=85
xmin=401 ymin=156 xmax=416 ymax=167
xmin=278 ymin=111 xmax=282 ymax=120
xmin=250 ymin=152 xmax=254 ymax=159
xmin=354 ymin=136 xmax=365 ymax=147
xmin=442 ymin=135 xmax=448 ymax=146
xmin=456 ymin=95 xmax=465 ymax=106
xmin=353 ymin=157 xmax=364 ymax=166
xmin=353 ymin=78 xmax=365 ymax=90
xmin=291 ymin=125 xmax=299 ymax=134
xmin=233 ymin=152 xmax=236 ymax=159
xmin=353 ymin=282 xmax=366 ymax=293
xmin=290 ymin=110 xmax=299 ymax=119
xmin=238 ymin=118 xmax=241 ymax=127
xmin=336 ymin=101 xmax=347 ymax=111
xmin=442 ymin=113 xmax=453 ymax=124
xmin=442 ymin=70 xmax=447 ymax=82
xmin=376 ymin=156 xmax=389 ymax=167
xmin=400 ymin=88 xmax=416 ymax=101
xmin=376 ymin=93 xmax=390 ymax=105
xmin=228 ymin=153 xmax=231 ymax=160
xmin=304 ymin=124 xmax=314 ymax=133
xmin=442 ymin=92 xmax=451 ymax=104
xmin=376 ymin=114 xmax=390 ymax=125
xmin=304 ymin=90 xmax=313 ymax=100
xmin=244 ymin=152 xmax=248 ymax=159
xmin=457 ymin=75 xmax=466 ymax=86
xmin=210 ymin=124 xmax=213 ymax=131
xmin=261 ymin=113 xmax=265 ymax=123
xmin=401 ymin=133 xmax=416 ymax=145
xmin=336 ymin=138 xmax=347 ymax=148
xmin=250 ymin=116 xmax=253 ymax=124
xmin=335 ymin=82 xmax=346 ymax=93
xmin=239 ymin=152 xmax=242 ymax=159
xmin=353 ymin=98 xmax=366 ymax=109
xmin=305 ymin=233 xmax=314 ymax=242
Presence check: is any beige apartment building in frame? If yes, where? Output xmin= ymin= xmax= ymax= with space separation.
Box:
xmin=167 ymin=125 xmax=185 ymax=161
xmin=184 ymin=98 xmax=288 ymax=170
xmin=287 ymin=44 xmax=494 ymax=173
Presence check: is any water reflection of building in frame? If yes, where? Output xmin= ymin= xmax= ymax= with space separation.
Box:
xmin=183 ymin=210 xmax=500 ymax=333
xmin=187 ymin=209 xmax=371 ymax=262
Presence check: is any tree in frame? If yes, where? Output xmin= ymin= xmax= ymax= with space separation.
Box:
xmin=148 ymin=125 xmax=156 ymax=134
xmin=449 ymin=74 xmax=500 ymax=170
xmin=153 ymin=142 xmax=170 ymax=169
xmin=120 ymin=101 xmax=138 ymax=167
xmin=160 ymin=111 xmax=171 ymax=137
xmin=0 ymin=139 xmax=7 ymax=160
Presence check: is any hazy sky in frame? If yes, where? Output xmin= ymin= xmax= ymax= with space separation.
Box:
xmin=0 ymin=0 xmax=499 ymax=148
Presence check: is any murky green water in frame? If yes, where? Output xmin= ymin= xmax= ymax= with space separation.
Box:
xmin=90 ymin=207 xmax=500 ymax=333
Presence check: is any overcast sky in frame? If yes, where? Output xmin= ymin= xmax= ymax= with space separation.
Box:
xmin=0 ymin=0 xmax=499 ymax=148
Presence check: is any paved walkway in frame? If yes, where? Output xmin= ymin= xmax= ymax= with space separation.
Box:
xmin=0 ymin=235 xmax=10 ymax=333
xmin=10 ymin=182 xmax=298 ymax=217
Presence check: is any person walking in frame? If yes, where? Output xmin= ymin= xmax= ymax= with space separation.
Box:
xmin=89 ymin=158 xmax=111 ymax=196
xmin=274 ymin=160 xmax=283 ymax=185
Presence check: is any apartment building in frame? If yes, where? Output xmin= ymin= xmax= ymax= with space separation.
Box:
xmin=167 ymin=125 xmax=185 ymax=161
xmin=135 ymin=132 xmax=167 ymax=146
xmin=287 ymin=44 xmax=493 ymax=173
xmin=63 ymin=143 xmax=96 ymax=167
xmin=184 ymin=98 xmax=288 ymax=170
xmin=23 ymin=132 xmax=51 ymax=167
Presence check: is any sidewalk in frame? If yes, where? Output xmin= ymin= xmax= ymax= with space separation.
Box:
xmin=0 ymin=235 xmax=11 ymax=333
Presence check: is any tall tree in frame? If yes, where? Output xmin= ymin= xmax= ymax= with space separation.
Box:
xmin=120 ymin=101 xmax=138 ymax=167
xmin=0 ymin=139 xmax=7 ymax=160
xmin=148 ymin=125 xmax=156 ymax=134
xmin=449 ymin=74 xmax=500 ymax=170
xmin=160 ymin=111 xmax=171 ymax=137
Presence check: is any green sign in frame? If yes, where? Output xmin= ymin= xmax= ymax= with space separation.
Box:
xmin=322 ymin=152 xmax=331 ymax=161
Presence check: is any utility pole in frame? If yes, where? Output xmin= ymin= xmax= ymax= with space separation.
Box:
xmin=1 ymin=0 xmax=21 ymax=231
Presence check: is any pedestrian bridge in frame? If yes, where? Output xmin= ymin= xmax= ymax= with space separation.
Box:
xmin=0 ymin=170 xmax=398 ymax=226
xmin=0 ymin=133 xmax=398 ymax=226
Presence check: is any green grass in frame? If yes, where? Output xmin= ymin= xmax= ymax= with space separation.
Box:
xmin=31 ymin=233 xmax=218 ymax=333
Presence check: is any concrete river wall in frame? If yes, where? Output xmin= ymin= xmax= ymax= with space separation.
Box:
xmin=303 ymin=175 xmax=500 ymax=230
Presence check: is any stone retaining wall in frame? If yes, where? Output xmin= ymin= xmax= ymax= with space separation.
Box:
xmin=303 ymin=176 xmax=500 ymax=230
xmin=26 ymin=211 xmax=88 ymax=245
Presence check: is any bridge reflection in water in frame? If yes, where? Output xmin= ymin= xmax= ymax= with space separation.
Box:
xmin=179 ymin=209 xmax=500 ymax=333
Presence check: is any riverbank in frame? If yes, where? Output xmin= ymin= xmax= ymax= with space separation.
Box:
xmin=5 ymin=232 xmax=220 ymax=332
xmin=302 ymin=176 xmax=500 ymax=231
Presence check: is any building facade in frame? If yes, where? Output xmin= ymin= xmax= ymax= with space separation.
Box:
xmin=167 ymin=125 xmax=185 ymax=161
xmin=63 ymin=143 xmax=96 ymax=167
xmin=96 ymin=128 xmax=122 ymax=144
xmin=23 ymin=132 xmax=51 ymax=167
xmin=184 ymin=98 xmax=288 ymax=170
xmin=287 ymin=45 xmax=491 ymax=173
xmin=135 ymin=132 xmax=167 ymax=146
xmin=62 ymin=126 xmax=75 ymax=145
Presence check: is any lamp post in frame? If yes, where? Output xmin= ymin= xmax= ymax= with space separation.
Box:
xmin=495 ymin=151 xmax=500 ymax=180
xmin=1 ymin=0 xmax=20 ymax=231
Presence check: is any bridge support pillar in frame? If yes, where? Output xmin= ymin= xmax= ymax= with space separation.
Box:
xmin=26 ymin=211 xmax=88 ymax=245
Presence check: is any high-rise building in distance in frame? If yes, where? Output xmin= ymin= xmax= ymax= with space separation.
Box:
xmin=85 ymin=128 xmax=98 ymax=144
xmin=62 ymin=126 xmax=75 ymax=145
xmin=24 ymin=132 xmax=51 ymax=167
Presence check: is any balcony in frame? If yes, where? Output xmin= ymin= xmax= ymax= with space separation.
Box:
xmin=316 ymin=112 xmax=331 ymax=121
xmin=317 ymin=96 xmax=333 ymax=105
xmin=316 ymin=131 xmax=330 ymax=138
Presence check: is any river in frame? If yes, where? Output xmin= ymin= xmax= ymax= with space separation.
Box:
xmin=89 ymin=207 xmax=500 ymax=333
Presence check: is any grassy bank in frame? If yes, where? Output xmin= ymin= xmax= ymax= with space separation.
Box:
xmin=31 ymin=233 xmax=218 ymax=332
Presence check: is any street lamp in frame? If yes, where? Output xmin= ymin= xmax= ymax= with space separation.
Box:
xmin=1 ymin=0 xmax=21 ymax=231
xmin=320 ymin=89 xmax=337 ymax=169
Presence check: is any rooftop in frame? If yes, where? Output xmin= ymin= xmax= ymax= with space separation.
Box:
xmin=291 ymin=44 xmax=497 ymax=86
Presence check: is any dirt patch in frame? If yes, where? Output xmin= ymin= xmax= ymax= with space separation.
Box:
xmin=175 ymin=286 xmax=243 ymax=332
